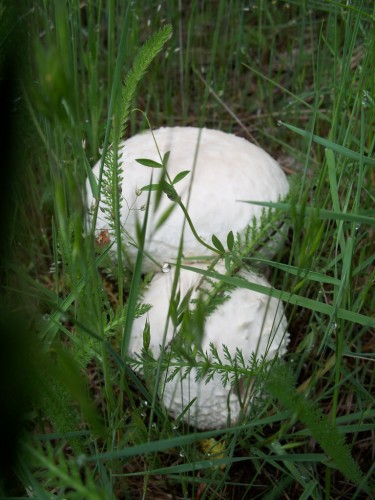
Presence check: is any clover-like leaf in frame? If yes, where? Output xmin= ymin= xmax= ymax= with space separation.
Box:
xmin=162 ymin=150 xmax=171 ymax=167
xmin=173 ymin=170 xmax=190 ymax=185
xmin=212 ymin=234 xmax=225 ymax=253
xmin=141 ymin=183 xmax=159 ymax=192
xmin=136 ymin=158 xmax=163 ymax=168
xmin=226 ymin=230 xmax=234 ymax=251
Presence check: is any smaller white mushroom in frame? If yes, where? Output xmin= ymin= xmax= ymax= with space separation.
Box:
xmin=129 ymin=262 xmax=289 ymax=429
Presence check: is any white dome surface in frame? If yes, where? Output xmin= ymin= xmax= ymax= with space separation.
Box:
xmin=129 ymin=263 xmax=289 ymax=429
xmin=87 ymin=127 xmax=289 ymax=272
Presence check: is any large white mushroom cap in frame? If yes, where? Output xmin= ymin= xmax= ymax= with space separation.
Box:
xmin=128 ymin=262 xmax=289 ymax=429
xmin=87 ymin=127 xmax=289 ymax=272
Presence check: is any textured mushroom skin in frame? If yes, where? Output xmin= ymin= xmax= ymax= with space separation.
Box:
xmin=87 ymin=127 xmax=289 ymax=272
xmin=129 ymin=263 xmax=289 ymax=429
xmin=161 ymin=371 xmax=242 ymax=430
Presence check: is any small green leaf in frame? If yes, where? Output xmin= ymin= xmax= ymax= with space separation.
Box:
xmin=173 ymin=170 xmax=190 ymax=185
xmin=136 ymin=158 xmax=163 ymax=168
xmin=141 ymin=184 xmax=159 ymax=192
xmin=85 ymin=158 xmax=99 ymax=199
xmin=226 ymin=230 xmax=234 ymax=251
xmin=212 ymin=234 xmax=225 ymax=253
xmin=162 ymin=151 xmax=171 ymax=167
xmin=142 ymin=320 xmax=151 ymax=351
xmin=161 ymin=180 xmax=179 ymax=201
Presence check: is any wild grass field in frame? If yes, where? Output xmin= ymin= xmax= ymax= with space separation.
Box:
xmin=0 ymin=0 xmax=374 ymax=498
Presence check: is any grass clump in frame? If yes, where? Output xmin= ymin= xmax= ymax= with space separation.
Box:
xmin=0 ymin=0 xmax=374 ymax=498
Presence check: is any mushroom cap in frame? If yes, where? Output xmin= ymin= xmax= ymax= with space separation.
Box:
xmin=87 ymin=127 xmax=289 ymax=272
xmin=129 ymin=263 xmax=289 ymax=429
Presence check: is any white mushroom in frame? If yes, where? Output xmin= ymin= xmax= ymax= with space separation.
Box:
xmin=129 ymin=262 xmax=289 ymax=429
xmin=86 ymin=126 xmax=290 ymax=427
xmin=87 ymin=127 xmax=289 ymax=272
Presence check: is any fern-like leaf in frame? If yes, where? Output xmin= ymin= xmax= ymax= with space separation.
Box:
xmin=265 ymin=362 xmax=367 ymax=490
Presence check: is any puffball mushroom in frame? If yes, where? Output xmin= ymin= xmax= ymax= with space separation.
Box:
xmin=86 ymin=126 xmax=290 ymax=428
xmin=87 ymin=127 xmax=289 ymax=272
xmin=129 ymin=263 xmax=289 ymax=430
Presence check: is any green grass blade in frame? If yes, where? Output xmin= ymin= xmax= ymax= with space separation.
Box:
xmin=181 ymin=265 xmax=375 ymax=328
xmin=279 ymin=120 xmax=375 ymax=166
xmin=239 ymin=201 xmax=375 ymax=227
